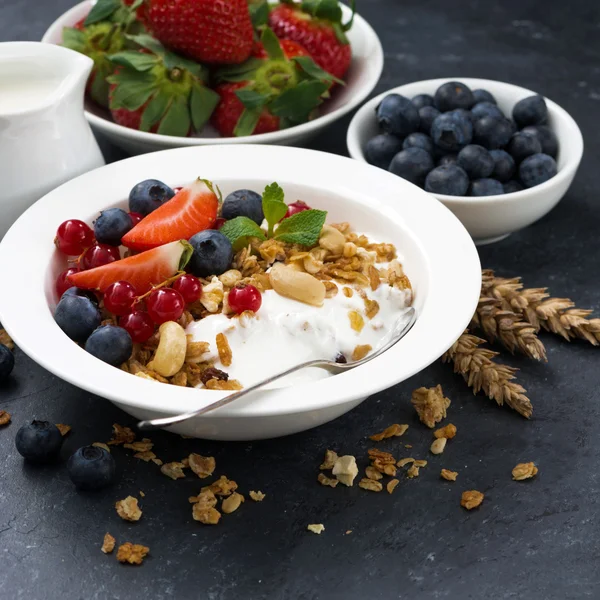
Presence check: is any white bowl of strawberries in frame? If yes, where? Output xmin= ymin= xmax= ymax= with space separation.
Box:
xmin=41 ymin=0 xmax=383 ymax=155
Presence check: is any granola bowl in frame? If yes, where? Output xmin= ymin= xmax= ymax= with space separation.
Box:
xmin=0 ymin=145 xmax=481 ymax=440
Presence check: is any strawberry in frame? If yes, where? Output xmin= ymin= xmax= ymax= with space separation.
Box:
xmin=107 ymin=35 xmax=219 ymax=136
xmin=69 ymin=240 xmax=193 ymax=293
xmin=211 ymin=28 xmax=340 ymax=137
xmin=268 ymin=0 xmax=355 ymax=80
xmin=145 ymin=0 xmax=254 ymax=65
xmin=122 ymin=179 xmax=219 ymax=251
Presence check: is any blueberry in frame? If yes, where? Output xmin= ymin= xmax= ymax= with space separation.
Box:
xmin=473 ymin=116 xmax=514 ymax=149
xmin=222 ymin=189 xmax=264 ymax=225
xmin=507 ymin=131 xmax=542 ymax=163
xmin=93 ymin=208 xmax=133 ymax=246
xmin=128 ymin=179 xmax=175 ymax=216
xmin=418 ymin=106 xmax=440 ymax=135
xmin=376 ymin=94 xmax=420 ymax=137
xmin=438 ymin=153 xmax=458 ymax=167
xmin=450 ymin=108 xmax=476 ymax=123
xmin=512 ymin=95 xmax=548 ymax=128
xmin=54 ymin=295 xmax=101 ymax=344
xmin=61 ymin=287 xmax=99 ymax=306
xmin=15 ymin=420 xmax=63 ymax=463
xmin=388 ymin=148 xmax=434 ymax=186
xmin=471 ymin=102 xmax=504 ymax=121
xmin=431 ymin=112 xmax=473 ymax=152
xmin=85 ymin=325 xmax=132 ymax=366
xmin=503 ymin=180 xmax=524 ymax=194
xmin=470 ymin=178 xmax=504 ymax=196
xmin=411 ymin=94 xmax=434 ymax=110
xmin=364 ymin=134 xmax=404 ymax=170
xmin=489 ymin=149 xmax=516 ymax=182
xmin=188 ymin=230 xmax=234 ymax=277
xmin=424 ymin=165 xmax=470 ymax=196
xmin=402 ymin=132 xmax=434 ymax=155
xmin=67 ymin=445 xmax=116 ymax=491
xmin=434 ymin=81 xmax=475 ymax=111
xmin=472 ymin=89 xmax=497 ymax=105
xmin=519 ymin=153 xmax=558 ymax=188
xmin=0 ymin=344 xmax=14 ymax=380
xmin=522 ymin=125 xmax=559 ymax=158
xmin=457 ymin=145 xmax=494 ymax=179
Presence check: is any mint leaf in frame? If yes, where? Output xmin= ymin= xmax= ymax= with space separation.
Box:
xmin=262 ymin=183 xmax=287 ymax=236
xmin=84 ymin=0 xmax=120 ymax=25
xmin=274 ymin=209 xmax=327 ymax=246
xmin=220 ymin=217 xmax=266 ymax=251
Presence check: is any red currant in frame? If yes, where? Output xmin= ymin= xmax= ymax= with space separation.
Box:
xmin=54 ymin=219 xmax=94 ymax=255
xmin=146 ymin=288 xmax=185 ymax=324
xmin=103 ymin=281 xmax=138 ymax=316
xmin=172 ymin=274 xmax=202 ymax=304
xmin=228 ymin=283 xmax=262 ymax=314
xmin=120 ymin=310 xmax=155 ymax=343
xmin=283 ymin=200 xmax=311 ymax=220
xmin=80 ymin=243 xmax=120 ymax=270
xmin=55 ymin=267 xmax=79 ymax=298
xmin=214 ymin=217 xmax=226 ymax=230
xmin=173 ymin=186 xmax=183 ymax=194
xmin=128 ymin=212 xmax=144 ymax=226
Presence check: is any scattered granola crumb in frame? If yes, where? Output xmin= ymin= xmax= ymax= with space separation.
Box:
xmin=134 ymin=450 xmax=157 ymax=462
xmin=434 ymin=423 xmax=457 ymax=439
xmin=345 ymin=530 xmax=352 ymax=535
xmin=249 ymin=491 xmax=266 ymax=502
xmin=461 ymin=490 xmax=484 ymax=510
xmin=108 ymin=423 xmax=136 ymax=446
xmin=365 ymin=466 xmax=383 ymax=481
xmin=512 ymin=462 xmax=538 ymax=481
xmin=397 ymin=458 xmax=415 ymax=468
xmin=139 ymin=491 xmax=145 ymax=497
xmin=92 ymin=442 xmax=110 ymax=452
xmin=0 ymin=328 xmax=14 ymax=350
xmin=332 ymin=455 xmax=359 ymax=486
xmin=152 ymin=458 xmax=163 ymax=466
xmin=188 ymin=454 xmax=216 ymax=479
xmin=101 ymin=533 xmax=116 ymax=554
xmin=116 ymin=542 xmax=149 ymax=565
xmin=192 ymin=505 xmax=221 ymax=525
xmin=222 ymin=492 xmax=244 ymax=514
xmin=359 ymin=478 xmax=383 ymax=492
xmin=405 ymin=444 xmax=412 ymax=449
xmin=440 ymin=469 xmax=458 ymax=481
xmin=0 ymin=410 xmax=11 ymax=427
xmin=201 ymin=475 xmax=238 ymax=497
xmin=307 ymin=524 xmax=325 ymax=534
xmin=318 ymin=473 xmax=339 ymax=488
xmin=367 ymin=448 xmax=396 ymax=464
xmin=161 ymin=462 xmax=186 ymax=480
xmin=352 ymin=344 xmax=372 ymax=361
xmin=430 ymin=438 xmax=447 ymax=455
xmin=115 ymin=496 xmax=142 ymax=522
xmin=205 ymin=378 xmax=243 ymax=390
xmin=406 ymin=465 xmax=420 ymax=479
xmin=189 ymin=489 xmax=217 ymax=507
xmin=56 ymin=423 xmax=71 ymax=436
xmin=319 ymin=449 xmax=338 ymax=470
xmin=124 ymin=439 xmax=154 ymax=452
xmin=216 ymin=332 xmax=232 ymax=367
xmin=369 ymin=423 xmax=409 ymax=442
xmin=387 ymin=479 xmax=400 ymax=494
xmin=413 ymin=459 xmax=428 ymax=468
xmin=180 ymin=434 xmax=194 ymax=439
xmin=411 ymin=385 xmax=451 ymax=428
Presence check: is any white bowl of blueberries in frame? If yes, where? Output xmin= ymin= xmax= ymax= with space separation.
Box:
xmin=347 ymin=78 xmax=583 ymax=244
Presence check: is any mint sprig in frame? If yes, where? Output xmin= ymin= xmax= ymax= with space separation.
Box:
xmin=274 ymin=209 xmax=327 ymax=246
xmin=220 ymin=217 xmax=266 ymax=251
xmin=262 ymin=183 xmax=288 ymax=236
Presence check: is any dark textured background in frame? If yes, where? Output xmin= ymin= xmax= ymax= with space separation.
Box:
xmin=2 ymin=1 xmax=600 ymax=598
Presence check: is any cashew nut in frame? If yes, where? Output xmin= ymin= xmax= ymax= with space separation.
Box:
xmin=269 ymin=263 xmax=326 ymax=306
xmin=147 ymin=321 xmax=187 ymax=377
xmin=319 ymin=225 xmax=346 ymax=255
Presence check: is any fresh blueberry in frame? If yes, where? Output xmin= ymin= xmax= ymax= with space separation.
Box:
xmin=522 ymin=125 xmax=559 ymax=158
xmin=85 ymin=325 xmax=132 ymax=366
xmin=512 ymin=95 xmax=548 ymax=128
xmin=450 ymin=108 xmax=476 ymax=123
xmin=473 ymin=116 xmax=515 ymax=149
xmin=519 ymin=153 xmax=558 ymax=188
xmin=431 ymin=112 xmax=473 ymax=152
xmin=434 ymin=81 xmax=475 ymax=112
xmin=472 ymin=89 xmax=497 ymax=105
xmin=438 ymin=153 xmax=458 ymax=167
xmin=388 ymin=148 xmax=434 ymax=186
xmin=54 ymin=295 xmax=101 ymax=344
xmin=411 ymin=94 xmax=434 ymax=110
xmin=67 ymin=445 xmax=116 ymax=491
xmin=470 ymin=178 xmax=504 ymax=196
xmin=376 ymin=94 xmax=420 ymax=137
xmin=93 ymin=208 xmax=133 ymax=246
xmin=424 ymin=165 xmax=470 ymax=196
xmin=222 ymin=189 xmax=264 ymax=225
xmin=489 ymin=150 xmax=516 ymax=182
xmin=418 ymin=106 xmax=440 ymax=135
xmin=15 ymin=420 xmax=63 ymax=463
xmin=507 ymin=131 xmax=542 ymax=163
xmin=128 ymin=179 xmax=175 ymax=216
xmin=188 ymin=230 xmax=234 ymax=277
xmin=364 ymin=134 xmax=404 ymax=170
xmin=456 ymin=145 xmax=494 ymax=179
xmin=471 ymin=102 xmax=504 ymax=121
xmin=62 ymin=287 xmax=99 ymax=306
xmin=503 ymin=180 xmax=524 ymax=194
xmin=0 ymin=344 xmax=14 ymax=380
xmin=402 ymin=132 xmax=434 ymax=155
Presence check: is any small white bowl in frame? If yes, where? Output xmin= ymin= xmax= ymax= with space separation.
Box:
xmin=0 ymin=145 xmax=480 ymax=441
xmin=42 ymin=0 xmax=383 ymax=156
xmin=347 ymin=78 xmax=584 ymax=245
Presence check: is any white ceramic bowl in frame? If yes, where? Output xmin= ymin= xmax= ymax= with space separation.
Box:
xmin=0 ymin=145 xmax=480 ymax=440
xmin=42 ymin=1 xmax=383 ymax=156
xmin=347 ymin=78 xmax=584 ymax=245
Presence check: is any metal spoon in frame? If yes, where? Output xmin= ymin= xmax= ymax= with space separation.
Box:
xmin=137 ymin=306 xmax=417 ymax=431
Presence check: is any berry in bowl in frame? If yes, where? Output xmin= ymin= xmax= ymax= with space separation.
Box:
xmin=0 ymin=145 xmax=480 ymax=440
xmin=41 ymin=0 xmax=384 ymax=155
xmin=347 ymin=78 xmax=583 ymax=245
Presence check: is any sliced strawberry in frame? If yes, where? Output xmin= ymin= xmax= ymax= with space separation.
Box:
xmin=122 ymin=179 xmax=219 ymax=251
xmin=68 ymin=240 xmax=192 ymax=293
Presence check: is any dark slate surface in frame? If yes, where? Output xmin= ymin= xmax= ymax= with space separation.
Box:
xmin=2 ymin=1 xmax=600 ymax=598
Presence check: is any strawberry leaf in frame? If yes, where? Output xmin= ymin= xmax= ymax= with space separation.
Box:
xmin=156 ymin=95 xmax=191 ymax=137
xmin=262 ymin=183 xmax=287 ymax=235
xmin=140 ymin=91 xmax=170 ymax=131
xmin=127 ymin=33 xmax=166 ymax=56
xmin=235 ymin=89 xmax=271 ymax=110
xmin=249 ymin=0 xmax=270 ymax=28
xmin=220 ymin=217 xmax=267 ymax=251
xmin=343 ymin=0 xmax=356 ymax=32
xmin=302 ymin=0 xmax=342 ymax=22
xmin=108 ymin=70 xmax=155 ymax=110
xmin=84 ymin=0 xmax=121 ymax=25
xmin=162 ymin=51 xmax=207 ymax=80
xmin=215 ymin=58 xmax=264 ymax=83
xmin=178 ymin=240 xmax=194 ymax=270
xmin=234 ymin=108 xmax=262 ymax=137
xmin=190 ymin=84 xmax=220 ymax=131
xmin=274 ymin=209 xmax=327 ymax=246
xmin=61 ymin=27 xmax=87 ymax=52
xmin=292 ymin=56 xmax=345 ymax=85
xmin=260 ymin=27 xmax=285 ymax=61
xmin=109 ymin=51 xmax=157 ymax=71
xmin=268 ymin=80 xmax=329 ymax=121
